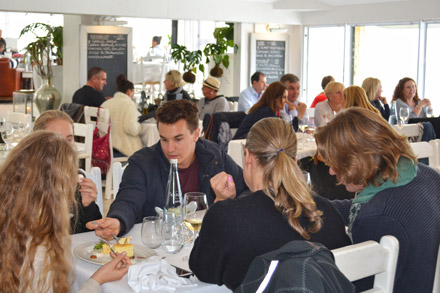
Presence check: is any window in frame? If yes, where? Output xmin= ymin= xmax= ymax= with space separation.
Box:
xmin=353 ymin=24 xmax=419 ymax=101
xmin=303 ymin=26 xmax=345 ymax=106
xmin=425 ymin=23 xmax=440 ymax=115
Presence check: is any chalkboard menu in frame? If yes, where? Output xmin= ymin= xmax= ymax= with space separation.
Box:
xmin=255 ymin=40 xmax=286 ymax=84
xmin=87 ymin=33 xmax=128 ymax=97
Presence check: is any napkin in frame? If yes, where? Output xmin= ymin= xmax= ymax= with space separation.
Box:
xmin=128 ymin=257 xmax=196 ymax=292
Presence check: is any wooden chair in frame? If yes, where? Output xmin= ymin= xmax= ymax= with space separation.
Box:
xmin=410 ymin=141 xmax=435 ymax=167
xmin=112 ymin=161 xmax=128 ymax=198
xmin=392 ymin=124 xmax=421 ymax=138
xmin=332 ymin=235 xmax=399 ymax=293
xmin=83 ymin=106 xmax=128 ymax=199
xmin=73 ymin=123 xmax=94 ymax=173
xmin=81 ymin=166 xmax=104 ymax=216
xmin=433 ymin=243 xmax=440 ymax=293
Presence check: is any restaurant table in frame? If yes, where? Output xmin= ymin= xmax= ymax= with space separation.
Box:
xmin=71 ymin=224 xmax=230 ymax=293
xmin=227 ymin=132 xmax=317 ymax=168
xmin=140 ymin=120 xmax=204 ymax=147
xmin=408 ymin=117 xmax=440 ymax=139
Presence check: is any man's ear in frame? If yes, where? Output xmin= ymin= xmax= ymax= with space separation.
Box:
xmin=193 ymin=127 xmax=200 ymax=142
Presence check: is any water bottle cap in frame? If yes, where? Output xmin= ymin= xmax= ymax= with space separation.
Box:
xmin=170 ymin=158 xmax=178 ymax=164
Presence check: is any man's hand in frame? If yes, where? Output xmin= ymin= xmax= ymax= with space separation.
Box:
xmin=90 ymin=252 xmax=131 ymax=285
xmin=86 ymin=218 xmax=121 ymax=240
xmin=296 ymin=102 xmax=307 ymax=119
xmin=79 ymin=177 xmax=98 ymax=207
xmin=210 ymin=172 xmax=236 ymax=203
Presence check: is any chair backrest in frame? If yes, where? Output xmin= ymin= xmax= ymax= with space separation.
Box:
xmin=112 ymin=161 xmax=128 ymax=198
xmin=392 ymin=124 xmax=421 ymax=138
xmin=429 ymin=139 xmax=440 ymax=167
xmin=81 ymin=167 xmax=104 ymax=216
xmin=74 ymin=123 xmax=94 ymax=173
xmin=332 ymin=235 xmax=399 ymax=293
xmin=410 ymin=141 xmax=435 ymax=166
xmin=433 ymin=243 xmax=440 ymax=293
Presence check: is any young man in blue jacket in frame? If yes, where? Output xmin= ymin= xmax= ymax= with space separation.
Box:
xmin=88 ymin=100 xmax=246 ymax=237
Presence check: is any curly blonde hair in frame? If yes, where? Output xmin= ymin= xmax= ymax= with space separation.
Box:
xmin=0 ymin=131 xmax=78 ymax=292
xmin=245 ymin=118 xmax=322 ymax=239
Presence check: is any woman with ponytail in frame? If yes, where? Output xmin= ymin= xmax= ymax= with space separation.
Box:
xmin=189 ymin=117 xmax=350 ymax=290
xmin=102 ymin=74 xmax=142 ymax=156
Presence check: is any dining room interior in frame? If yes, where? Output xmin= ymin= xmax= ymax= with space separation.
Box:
xmin=1 ymin=0 xmax=440 ymax=292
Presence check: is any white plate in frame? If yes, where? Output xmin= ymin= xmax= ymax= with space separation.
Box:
xmin=74 ymin=242 xmax=157 ymax=266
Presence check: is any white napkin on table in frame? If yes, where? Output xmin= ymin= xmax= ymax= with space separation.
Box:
xmin=128 ymin=257 xmax=195 ymax=292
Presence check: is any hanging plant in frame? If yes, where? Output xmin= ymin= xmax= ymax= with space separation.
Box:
xmin=203 ymin=23 xmax=238 ymax=78
xmin=170 ymin=44 xmax=204 ymax=83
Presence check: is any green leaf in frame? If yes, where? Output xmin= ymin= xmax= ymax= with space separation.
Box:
xmin=199 ymin=64 xmax=205 ymax=73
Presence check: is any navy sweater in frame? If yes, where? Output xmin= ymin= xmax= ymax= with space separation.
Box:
xmin=332 ymin=164 xmax=440 ymax=292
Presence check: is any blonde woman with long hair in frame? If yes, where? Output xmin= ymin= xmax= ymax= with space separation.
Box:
xmin=0 ymin=131 xmax=130 ymax=292
xmin=189 ymin=118 xmax=350 ymax=290
xmin=343 ymin=85 xmax=381 ymax=116
xmin=361 ymin=77 xmax=390 ymax=120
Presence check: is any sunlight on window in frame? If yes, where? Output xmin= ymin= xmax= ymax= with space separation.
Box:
xmin=353 ymin=24 xmax=419 ymax=101
xmin=425 ymin=23 xmax=440 ymax=115
xmin=305 ymin=26 xmax=345 ymax=106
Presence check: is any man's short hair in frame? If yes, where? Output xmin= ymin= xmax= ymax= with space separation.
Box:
xmin=280 ymin=74 xmax=300 ymax=84
xmin=321 ymin=76 xmax=335 ymax=90
xmin=87 ymin=67 xmax=105 ymax=81
xmin=251 ymin=72 xmax=265 ymax=84
xmin=153 ymin=36 xmax=162 ymax=44
xmin=0 ymin=38 xmax=6 ymax=49
xmin=156 ymin=100 xmax=199 ymax=133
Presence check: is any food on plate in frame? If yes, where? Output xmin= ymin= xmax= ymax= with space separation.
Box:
xmin=95 ymin=237 xmax=134 ymax=258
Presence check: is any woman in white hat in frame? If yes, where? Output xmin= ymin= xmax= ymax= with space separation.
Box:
xmin=198 ymin=76 xmax=230 ymax=119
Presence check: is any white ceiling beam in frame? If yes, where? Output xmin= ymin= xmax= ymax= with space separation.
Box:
xmin=273 ymin=0 xmax=332 ymax=11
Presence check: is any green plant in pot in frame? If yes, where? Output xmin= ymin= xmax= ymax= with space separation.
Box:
xmin=203 ymin=23 xmax=238 ymax=78
xmin=170 ymin=44 xmax=204 ymax=83
xmin=19 ymin=23 xmax=63 ymax=113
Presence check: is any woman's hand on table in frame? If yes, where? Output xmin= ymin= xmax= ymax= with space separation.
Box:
xmin=90 ymin=252 xmax=131 ymax=285
xmin=79 ymin=177 xmax=98 ymax=207
xmin=211 ymin=172 xmax=236 ymax=203
xmin=86 ymin=218 xmax=121 ymax=240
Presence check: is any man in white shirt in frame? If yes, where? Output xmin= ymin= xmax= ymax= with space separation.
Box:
xmin=238 ymin=72 xmax=267 ymax=112
xmin=280 ymin=74 xmax=306 ymax=123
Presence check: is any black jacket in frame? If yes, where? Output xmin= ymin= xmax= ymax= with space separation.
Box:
xmin=107 ymin=139 xmax=247 ymax=235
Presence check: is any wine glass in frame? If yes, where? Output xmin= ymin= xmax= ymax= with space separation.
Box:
xmin=298 ymin=115 xmax=309 ymax=148
xmin=399 ymin=107 xmax=409 ymax=125
xmin=183 ymin=192 xmax=208 ymax=244
xmin=141 ymin=216 xmax=163 ymax=249
xmin=427 ymin=107 xmax=434 ymax=118
xmin=1 ymin=121 xmax=14 ymax=151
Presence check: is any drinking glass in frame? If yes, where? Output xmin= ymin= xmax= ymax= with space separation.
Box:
xmin=161 ymin=218 xmax=184 ymax=254
xmin=183 ymin=192 xmax=208 ymax=244
xmin=427 ymin=107 xmax=434 ymax=118
xmin=1 ymin=121 xmax=14 ymax=150
xmin=399 ymin=107 xmax=409 ymax=125
xmin=298 ymin=115 xmax=309 ymax=148
xmin=141 ymin=216 xmax=163 ymax=249
xmin=302 ymin=171 xmax=311 ymax=186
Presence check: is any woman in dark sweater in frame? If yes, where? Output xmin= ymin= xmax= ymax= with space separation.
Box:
xmin=190 ymin=118 xmax=351 ymax=290
xmin=361 ymin=77 xmax=390 ymax=121
xmin=315 ymin=107 xmax=440 ymax=292
xmin=163 ymin=70 xmax=191 ymax=101
xmin=233 ymin=81 xmax=287 ymax=140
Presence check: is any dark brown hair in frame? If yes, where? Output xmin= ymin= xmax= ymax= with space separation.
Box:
xmin=249 ymin=81 xmax=286 ymax=114
xmin=156 ymin=100 xmax=199 ymax=133
xmin=280 ymin=73 xmax=300 ymax=84
xmin=116 ymin=74 xmax=134 ymax=93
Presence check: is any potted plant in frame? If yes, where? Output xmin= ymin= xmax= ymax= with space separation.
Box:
xmin=170 ymin=44 xmax=204 ymax=83
xmin=19 ymin=23 xmax=62 ymax=113
xmin=203 ymin=23 xmax=238 ymax=78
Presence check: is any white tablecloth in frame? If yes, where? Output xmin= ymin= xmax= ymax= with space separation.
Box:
xmin=72 ymin=224 xmax=230 ymax=293
xmin=227 ymin=133 xmax=317 ymax=168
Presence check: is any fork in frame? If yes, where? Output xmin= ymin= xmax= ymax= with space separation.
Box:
xmin=99 ymin=238 xmax=117 ymax=255
xmin=92 ymin=221 xmax=120 ymax=242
